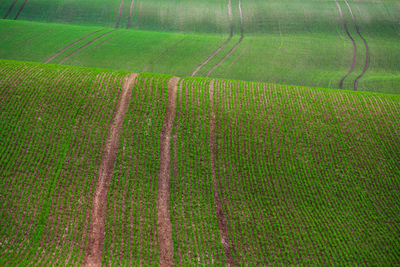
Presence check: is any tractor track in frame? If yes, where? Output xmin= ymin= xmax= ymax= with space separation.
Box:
xmin=157 ymin=77 xmax=180 ymax=267
xmin=209 ymin=80 xmax=235 ymax=266
xmin=191 ymin=0 xmax=234 ymax=76
xmin=58 ymin=30 xmax=116 ymax=65
xmin=127 ymin=0 xmax=135 ymax=29
xmin=84 ymin=73 xmax=137 ymax=267
xmin=142 ymin=38 xmax=185 ymax=72
xmin=13 ymin=0 xmax=28 ymax=20
xmin=3 ymin=0 xmax=18 ymax=19
xmin=344 ymin=0 xmax=369 ymax=91
xmin=334 ymin=0 xmax=357 ymax=89
xmin=116 ymin=0 xmax=125 ymax=28
xmin=206 ymin=0 xmax=244 ymax=77
xmin=44 ymin=29 xmax=104 ymax=64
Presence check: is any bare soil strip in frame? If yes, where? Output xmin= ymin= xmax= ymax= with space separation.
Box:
xmin=58 ymin=30 xmax=116 ymax=65
xmin=45 ymin=29 xmax=104 ymax=64
xmin=142 ymin=38 xmax=186 ymax=72
xmin=334 ymin=0 xmax=357 ymax=89
xmin=344 ymin=0 xmax=369 ymax=91
xmin=209 ymin=80 xmax=235 ymax=266
xmin=13 ymin=0 xmax=28 ymax=20
xmin=157 ymin=76 xmax=180 ymax=267
xmin=206 ymin=0 xmax=244 ymax=77
xmin=191 ymin=0 xmax=233 ymax=76
xmin=116 ymin=0 xmax=125 ymax=28
xmin=127 ymin=0 xmax=135 ymax=29
xmin=84 ymin=73 xmax=137 ymax=267
xmin=3 ymin=0 xmax=18 ymax=19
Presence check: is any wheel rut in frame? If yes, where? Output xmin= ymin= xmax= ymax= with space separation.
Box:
xmin=191 ymin=0 xmax=234 ymax=76
xmin=334 ymin=0 xmax=357 ymax=89
xmin=44 ymin=29 xmax=104 ymax=64
xmin=83 ymin=73 xmax=137 ymax=267
xmin=209 ymin=80 xmax=235 ymax=266
xmin=57 ymin=30 xmax=116 ymax=65
xmin=344 ymin=0 xmax=369 ymax=90
xmin=116 ymin=0 xmax=125 ymax=28
xmin=13 ymin=0 xmax=29 ymax=20
xmin=127 ymin=0 xmax=135 ymax=29
xmin=157 ymin=76 xmax=180 ymax=267
xmin=3 ymin=0 xmax=18 ymax=19
xmin=206 ymin=0 xmax=244 ymax=77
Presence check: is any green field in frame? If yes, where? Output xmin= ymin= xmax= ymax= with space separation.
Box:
xmin=1 ymin=0 xmax=400 ymax=265
xmin=1 ymin=60 xmax=399 ymax=265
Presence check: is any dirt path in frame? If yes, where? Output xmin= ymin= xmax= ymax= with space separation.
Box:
xmin=84 ymin=73 xmax=137 ymax=267
xmin=127 ymin=0 xmax=135 ymax=29
xmin=116 ymin=0 xmax=125 ymax=28
xmin=142 ymin=39 xmax=185 ymax=72
xmin=206 ymin=0 xmax=244 ymax=77
xmin=191 ymin=0 xmax=234 ymax=76
xmin=334 ymin=0 xmax=357 ymax=89
xmin=3 ymin=0 xmax=18 ymax=19
xmin=157 ymin=76 xmax=180 ymax=267
xmin=209 ymin=80 xmax=235 ymax=266
xmin=13 ymin=0 xmax=28 ymax=20
xmin=344 ymin=0 xmax=369 ymax=90
xmin=58 ymin=30 xmax=115 ymax=65
xmin=45 ymin=29 xmax=104 ymax=64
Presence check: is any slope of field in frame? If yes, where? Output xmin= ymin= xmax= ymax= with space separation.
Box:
xmin=0 ymin=60 xmax=127 ymax=265
xmin=0 ymin=60 xmax=399 ymax=265
xmin=1 ymin=19 xmax=400 ymax=94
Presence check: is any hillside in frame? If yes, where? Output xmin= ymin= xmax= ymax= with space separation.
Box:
xmin=1 ymin=0 xmax=400 ymax=93
xmin=0 ymin=60 xmax=399 ymax=265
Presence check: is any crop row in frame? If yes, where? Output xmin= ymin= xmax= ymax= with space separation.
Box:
xmin=0 ymin=61 xmax=125 ymax=266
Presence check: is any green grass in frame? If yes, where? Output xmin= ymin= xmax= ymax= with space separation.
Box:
xmin=0 ymin=60 xmax=399 ymax=265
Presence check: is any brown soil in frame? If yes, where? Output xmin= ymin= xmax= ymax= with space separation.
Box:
xmin=127 ymin=0 xmax=135 ymax=29
xmin=157 ymin=76 xmax=180 ymax=267
xmin=45 ymin=29 xmax=104 ymax=64
xmin=58 ymin=30 xmax=116 ymax=65
xmin=344 ymin=0 xmax=369 ymax=90
xmin=13 ymin=0 xmax=29 ymax=20
xmin=334 ymin=0 xmax=357 ymax=89
xmin=209 ymin=80 xmax=235 ymax=266
xmin=206 ymin=0 xmax=244 ymax=77
xmin=116 ymin=0 xmax=125 ymax=28
xmin=84 ymin=73 xmax=137 ymax=267
xmin=191 ymin=0 xmax=233 ymax=76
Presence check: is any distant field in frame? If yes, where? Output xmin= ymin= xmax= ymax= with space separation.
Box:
xmin=1 ymin=20 xmax=400 ymax=94
xmin=1 ymin=60 xmax=399 ymax=265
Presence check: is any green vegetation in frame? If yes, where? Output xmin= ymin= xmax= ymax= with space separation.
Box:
xmin=0 ymin=60 xmax=126 ymax=266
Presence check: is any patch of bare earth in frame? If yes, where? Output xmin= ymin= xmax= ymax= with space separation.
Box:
xmin=157 ymin=76 xmax=180 ymax=267
xmin=209 ymin=80 xmax=235 ymax=266
xmin=83 ymin=73 xmax=137 ymax=267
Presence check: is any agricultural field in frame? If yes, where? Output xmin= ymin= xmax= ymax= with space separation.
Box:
xmin=1 ymin=0 xmax=400 ymax=93
xmin=1 ymin=0 xmax=400 ymax=265
xmin=2 ymin=60 xmax=399 ymax=265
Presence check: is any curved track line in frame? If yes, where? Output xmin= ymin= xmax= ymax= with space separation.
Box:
xmin=127 ymin=0 xmax=135 ymax=29
xmin=116 ymin=0 xmax=125 ymax=28
xmin=3 ymin=0 xmax=18 ymax=19
xmin=206 ymin=0 xmax=244 ymax=77
xmin=209 ymin=80 xmax=235 ymax=266
xmin=344 ymin=0 xmax=369 ymax=91
xmin=58 ymin=30 xmax=115 ymax=65
xmin=84 ymin=73 xmax=137 ymax=267
xmin=44 ymin=29 xmax=104 ymax=64
xmin=13 ymin=0 xmax=28 ymax=20
xmin=142 ymin=39 xmax=185 ymax=72
xmin=157 ymin=76 xmax=179 ymax=267
xmin=191 ymin=0 xmax=234 ymax=76
xmin=334 ymin=0 xmax=357 ymax=89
